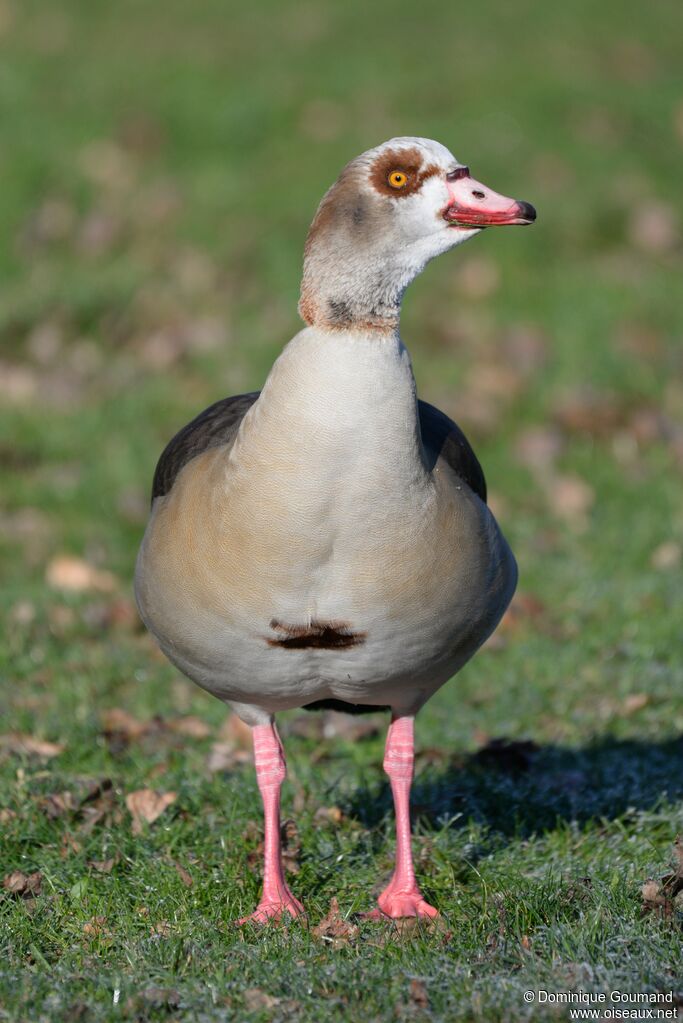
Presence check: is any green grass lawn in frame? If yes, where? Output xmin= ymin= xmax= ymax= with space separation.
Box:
xmin=1 ymin=0 xmax=682 ymax=1019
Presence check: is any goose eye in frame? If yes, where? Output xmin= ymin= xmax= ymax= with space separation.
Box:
xmin=388 ymin=170 xmax=408 ymax=189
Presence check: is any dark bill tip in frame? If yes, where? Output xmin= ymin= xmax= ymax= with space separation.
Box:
xmin=516 ymin=200 xmax=537 ymax=223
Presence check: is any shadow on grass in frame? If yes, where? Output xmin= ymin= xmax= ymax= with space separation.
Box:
xmin=345 ymin=735 xmax=683 ymax=840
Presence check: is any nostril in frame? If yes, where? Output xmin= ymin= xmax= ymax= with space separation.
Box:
xmin=472 ymin=190 xmax=485 ymax=200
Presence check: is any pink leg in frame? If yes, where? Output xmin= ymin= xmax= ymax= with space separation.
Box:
xmin=237 ymin=721 xmax=304 ymax=925
xmin=366 ymin=715 xmax=439 ymax=920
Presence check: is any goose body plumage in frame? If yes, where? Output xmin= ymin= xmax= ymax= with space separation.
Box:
xmin=134 ymin=137 xmax=535 ymax=922
xmin=135 ymin=328 xmax=516 ymax=724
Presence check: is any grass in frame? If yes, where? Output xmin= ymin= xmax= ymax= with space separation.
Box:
xmin=1 ymin=0 xmax=683 ymax=1019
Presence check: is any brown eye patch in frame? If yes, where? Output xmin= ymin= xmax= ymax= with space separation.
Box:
xmin=369 ymin=146 xmax=440 ymax=198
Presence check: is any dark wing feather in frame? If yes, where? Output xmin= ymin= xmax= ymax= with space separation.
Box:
xmin=418 ymin=399 xmax=487 ymax=503
xmin=151 ymin=391 xmax=260 ymax=502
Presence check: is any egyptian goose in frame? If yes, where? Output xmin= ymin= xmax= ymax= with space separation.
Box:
xmin=135 ymin=137 xmax=536 ymax=923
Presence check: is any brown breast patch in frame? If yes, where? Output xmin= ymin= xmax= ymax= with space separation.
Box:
xmin=266 ymin=619 xmax=367 ymax=650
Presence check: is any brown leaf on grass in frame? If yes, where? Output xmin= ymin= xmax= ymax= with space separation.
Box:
xmin=20 ymin=197 xmax=76 ymax=248
xmin=3 ymin=870 xmax=43 ymax=898
xmin=622 ymin=693 xmax=649 ymax=715
xmin=9 ymin=601 xmax=36 ymax=627
xmin=465 ymin=362 xmax=525 ymax=403
xmin=514 ymin=426 xmax=564 ymax=473
xmin=102 ymin=708 xmax=211 ymax=754
xmin=78 ymin=139 xmax=134 ymax=191
xmin=116 ymin=487 xmax=148 ymax=525
xmin=0 ymin=809 xmax=17 ymax=823
xmin=487 ymin=591 xmax=548 ymax=650
xmin=243 ymin=989 xmax=280 ymax=1012
xmin=501 ymin=324 xmax=548 ymax=377
xmin=312 ymin=897 xmax=359 ymax=946
xmin=206 ymin=741 xmax=251 ymax=774
xmin=500 ymin=592 xmax=547 ymax=633
xmin=554 ymin=388 xmax=625 ymax=440
xmin=167 ymin=715 xmax=211 ymax=739
xmin=125 ymin=789 xmax=176 ymax=834
xmin=81 ymin=597 xmax=142 ymax=633
xmin=79 ymin=785 xmax=121 ymax=834
xmin=219 ymin=713 xmax=254 ymax=749
xmin=455 ymin=255 xmax=500 ymax=300
xmin=39 ymin=777 xmax=115 ymax=832
xmin=322 ymin=710 xmax=382 ymax=742
xmin=0 ymin=733 xmax=64 ymax=759
xmin=134 ymin=988 xmax=180 ymax=1011
xmin=88 ymin=853 xmax=119 ymax=873
xmin=0 ymin=363 xmax=39 ymax=403
xmin=45 ymin=555 xmax=117 ymax=593
xmin=101 ymin=707 xmax=148 ymax=740
xmin=628 ymin=200 xmax=679 ymax=255
xmin=641 ymin=836 xmax=683 ymax=919
xmin=651 ymin=542 xmax=681 ymax=571
xmin=545 ymin=473 xmax=594 ymax=529
xmin=83 ymin=915 xmax=110 ymax=939
xmin=149 ymin=920 xmax=173 ymax=938
xmin=171 ymin=860 xmax=193 ymax=887
xmin=281 ymin=819 xmax=301 ymax=875
xmin=60 ymin=834 xmax=82 ymax=858
xmin=313 ymin=805 xmax=345 ymax=826
xmin=40 ymin=791 xmax=75 ymax=818
xmin=408 ymin=979 xmax=430 ymax=1010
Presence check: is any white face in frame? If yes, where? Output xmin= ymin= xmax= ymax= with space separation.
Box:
xmin=300 ymin=137 xmax=535 ymax=330
xmin=357 ymin=136 xmax=535 ymax=269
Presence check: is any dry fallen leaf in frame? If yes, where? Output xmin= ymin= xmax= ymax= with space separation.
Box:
xmin=206 ymin=741 xmax=251 ymax=773
xmin=455 ymin=255 xmax=500 ymax=300
xmin=135 ymin=987 xmax=180 ymax=1011
xmin=78 ymin=785 xmax=121 ymax=833
xmin=321 ymin=710 xmax=382 ymax=742
xmin=168 ymin=715 xmax=211 ymax=739
xmin=0 ymin=733 xmax=64 ymax=759
xmin=88 ymin=855 xmax=118 ymax=874
xmin=628 ymin=200 xmax=679 ymax=254
xmin=219 ymin=713 xmax=254 ymax=749
xmin=641 ymin=836 xmax=683 ymax=919
xmin=408 ymin=978 xmax=430 ymax=1010
xmin=313 ymin=805 xmax=345 ymax=826
xmin=46 ymin=554 xmax=117 ymax=593
xmin=3 ymin=870 xmax=43 ymax=898
xmin=125 ymin=789 xmax=177 ymax=834
xmin=171 ymin=860 xmax=193 ymax=887
xmin=514 ymin=426 xmax=564 ymax=474
xmin=243 ymin=989 xmax=280 ymax=1012
xmin=545 ymin=473 xmax=595 ymax=529
xmin=622 ymin=693 xmax=649 ymax=715
xmin=150 ymin=920 xmax=173 ymax=938
xmin=40 ymin=791 xmax=75 ymax=819
xmin=651 ymin=541 xmax=681 ymax=571
xmin=60 ymin=834 xmax=82 ymax=858
xmin=101 ymin=707 xmax=148 ymax=740
xmin=83 ymin=915 xmax=110 ymax=939
xmin=281 ymin=819 xmax=301 ymax=875
xmin=312 ymin=897 xmax=359 ymax=946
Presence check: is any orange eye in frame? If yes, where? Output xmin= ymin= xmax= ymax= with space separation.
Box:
xmin=388 ymin=170 xmax=408 ymax=189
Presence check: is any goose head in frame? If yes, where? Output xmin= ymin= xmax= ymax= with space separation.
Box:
xmin=299 ymin=136 xmax=536 ymax=333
